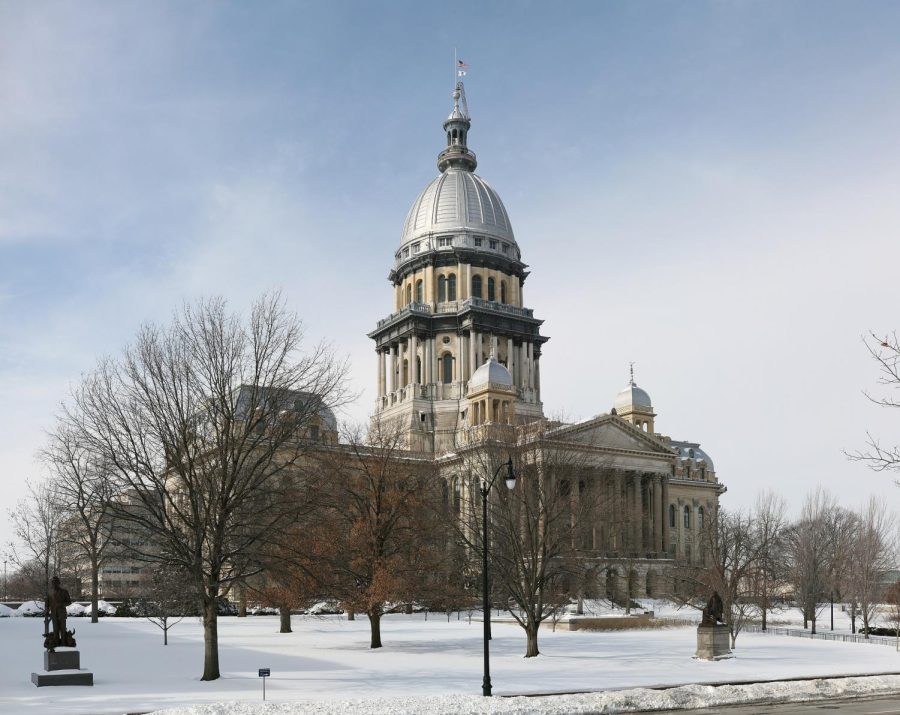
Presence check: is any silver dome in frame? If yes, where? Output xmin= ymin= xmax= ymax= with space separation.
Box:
xmin=469 ymin=354 xmax=514 ymax=390
xmin=614 ymin=382 xmax=652 ymax=412
xmin=400 ymin=169 xmax=515 ymax=249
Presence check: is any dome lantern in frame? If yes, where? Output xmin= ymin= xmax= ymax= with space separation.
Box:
xmin=437 ymin=82 xmax=477 ymax=173
xmin=613 ymin=363 xmax=656 ymax=433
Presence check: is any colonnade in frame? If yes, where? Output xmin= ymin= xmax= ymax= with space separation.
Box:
xmin=376 ymin=329 xmax=541 ymax=400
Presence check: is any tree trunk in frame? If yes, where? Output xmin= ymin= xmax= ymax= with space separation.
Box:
xmin=347 ymin=611 xmax=355 ymax=621
xmin=810 ymin=612 xmax=817 ymax=635
xmin=525 ymin=617 xmax=540 ymax=657
xmin=164 ymin=623 xmax=168 ymax=646
xmin=404 ymin=603 xmax=412 ymax=614
xmin=279 ymin=606 xmax=292 ymax=633
xmin=238 ymin=587 xmax=247 ymax=618
xmin=576 ymin=594 xmax=584 ymax=615
xmin=761 ymin=604 xmax=767 ymax=631
xmin=201 ymin=594 xmax=220 ymax=681
xmin=90 ymin=560 xmax=100 ymax=624
xmin=368 ymin=610 xmax=382 ymax=649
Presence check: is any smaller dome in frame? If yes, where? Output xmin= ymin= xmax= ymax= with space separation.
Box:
xmin=469 ymin=354 xmax=513 ymax=390
xmin=614 ymin=382 xmax=652 ymax=413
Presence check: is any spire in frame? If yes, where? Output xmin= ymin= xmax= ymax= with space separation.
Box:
xmin=437 ymin=81 xmax=477 ymax=173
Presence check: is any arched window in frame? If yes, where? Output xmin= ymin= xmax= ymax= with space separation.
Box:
xmin=471 ymin=275 xmax=482 ymax=299
xmin=438 ymin=275 xmax=447 ymax=302
xmin=452 ymin=478 xmax=461 ymax=513
xmin=415 ymin=357 xmax=422 ymax=384
xmin=405 ymin=284 xmax=412 ymax=305
xmin=698 ymin=506 xmax=705 ymax=530
xmin=683 ymin=505 xmax=691 ymax=529
xmin=487 ymin=277 xmax=496 ymax=302
xmin=669 ymin=504 xmax=676 ymax=528
xmin=448 ymin=274 xmax=457 ymax=301
xmin=500 ymin=280 xmax=507 ymax=304
xmin=441 ymin=353 xmax=453 ymax=384
xmin=415 ymin=279 xmax=423 ymax=304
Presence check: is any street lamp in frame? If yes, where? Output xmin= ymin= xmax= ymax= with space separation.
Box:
xmin=480 ymin=455 xmax=516 ymax=697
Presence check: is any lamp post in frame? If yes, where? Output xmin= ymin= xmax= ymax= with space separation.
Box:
xmin=480 ymin=456 xmax=516 ymax=697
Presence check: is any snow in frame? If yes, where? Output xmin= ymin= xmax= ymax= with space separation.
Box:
xmin=67 ymin=602 xmax=88 ymax=616
xmin=15 ymin=600 xmax=44 ymax=616
xmin=0 ymin=603 xmax=13 ymax=617
xmin=1 ymin=612 xmax=898 ymax=715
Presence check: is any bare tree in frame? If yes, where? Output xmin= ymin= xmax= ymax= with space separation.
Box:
xmin=452 ymin=421 xmax=602 ymax=657
xmin=850 ymin=497 xmax=896 ymax=637
xmin=309 ymin=419 xmax=443 ymax=649
xmin=66 ymin=293 xmax=348 ymax=680
xmin=786 ymin=488 xmax=835 ymax=634
xmin=848 ymin=332 xmax=900 ymax=484
xmin=749 ymin=491 xmax=788 ymax=631
xmin=8 ymin=480 xmax=64 ymax=599
xmin=42 ymin=424 xmax=115 ymax=623
xmin=821 ymin=505 xmax=858 ymax=631
xmin=139 ymin=564 xmax=193 ymax=645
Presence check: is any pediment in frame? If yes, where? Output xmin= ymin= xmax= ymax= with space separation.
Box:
xmin=550 ymin=415 xmax=673 ymax=456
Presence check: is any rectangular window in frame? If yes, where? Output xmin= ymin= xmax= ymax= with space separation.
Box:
xmin=489 ymin=239 xmax=498 ymax=249
xmin=412 ymin=242 xmax=420 ymax=254
xmin=438 ymin=236 xmax=453 ymax=247
xmin=403 ymin=247 xmax=410 ymax=258
xmin=473 ymin=236 xmax=483 ymax=247
xmin=502 ymin=242 xmax=509 ymax=253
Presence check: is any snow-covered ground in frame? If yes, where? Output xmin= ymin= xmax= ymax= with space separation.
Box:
xmin=2 ymin=612 xmax=899 ymax=715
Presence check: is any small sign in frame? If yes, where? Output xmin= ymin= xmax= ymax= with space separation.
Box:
xmin=258 ymin=668 xmax=270 ymax=677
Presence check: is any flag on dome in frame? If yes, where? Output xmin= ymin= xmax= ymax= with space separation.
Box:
xmin=457 ymin=59 xmax=469 ymax=76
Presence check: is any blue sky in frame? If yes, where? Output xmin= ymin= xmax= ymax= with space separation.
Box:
xmin=2 ymin=1 xmax=899 ymax=546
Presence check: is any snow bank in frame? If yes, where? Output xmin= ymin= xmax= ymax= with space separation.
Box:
xmin=67 ymin=603 xmax=87 ymax=616
xmin=149 ymin=675 xmax=900 ymax=714
xmin=0 ymin=604 xmax=13 ymax=617
xmin=15 ymin=600 xmax=43 ymax=616
xmin=97 ymin=600 xmax=117 ymax=615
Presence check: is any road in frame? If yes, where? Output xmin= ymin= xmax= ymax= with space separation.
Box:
xmin=645 ymin=695 xmax=900 ymax=714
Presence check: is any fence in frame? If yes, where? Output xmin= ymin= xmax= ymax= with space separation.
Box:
xmin=744 ymin=624 xmax=897 ymax=648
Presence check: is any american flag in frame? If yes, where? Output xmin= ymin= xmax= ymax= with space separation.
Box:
xmin=457 ymin=59 xmax=470 ymax=69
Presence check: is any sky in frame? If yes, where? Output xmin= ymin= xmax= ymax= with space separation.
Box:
xmin=1 ymin=1 xmax=899 ymax=550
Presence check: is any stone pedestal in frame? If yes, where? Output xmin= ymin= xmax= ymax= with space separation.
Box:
xmin=695 ymin=624 xmax=733 ymax=660
xmin=31 ymin=649 xmax=93 ymax=687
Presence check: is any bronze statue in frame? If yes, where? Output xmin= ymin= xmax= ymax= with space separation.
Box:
xmin=43 ymin=576 xmax=76 ymax=651
xmin=700 ymin=590 xmax=725 ymax=626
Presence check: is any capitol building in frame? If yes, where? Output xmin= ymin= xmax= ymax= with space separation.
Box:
xmin=368 ymin=81 xmax=724 ymax=599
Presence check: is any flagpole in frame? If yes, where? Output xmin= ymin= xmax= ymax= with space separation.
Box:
xmin=453 ymin=47 xmax=457 ymax=88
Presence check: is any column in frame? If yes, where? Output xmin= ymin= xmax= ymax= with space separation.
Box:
xmin=491 ymin=334 xmax=499 ymax=356
xmin=390 ymin=344 xmax=397 ymax=392
xmin=661 ymin=479 xmax=670 ymax=555
xmin=519 ymin=342 xmax=527 ymax=389
xmin=506 ymin=337 xmax=513 ymax=370
xmin=476 ymin=333 xmax=483 ymax=368
xmin=469 ymin=331 xmax=477 ymax=377
xmin=431 ymin=337 xmax=439 ymax=385
xmin=651 ymin=476 xmax=661 ymax=554
xmin=632 ymin=476 xmax=642 ymax=552
xmin=377 ymin=350 xmax=385 ymax=397
xmin=527 ymin=343 xmax=535 ymax=389
xmin=460 ymin=333 xmax=469 ymax=382
xmin=410 ymin=333 xmax=418 ymax=384
xmin=534 ymin=355 xmax=541 ymax=398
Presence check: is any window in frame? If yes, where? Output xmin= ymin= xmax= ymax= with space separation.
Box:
xmin=489 ymin=239 xmax=498 ymax=250
xmin=487 ymin=277 xmax=495 ymax=302
xmin=438 ymin=236 xmax=453 ymax=247
xmin=448 ymin=273 xmax=457 ymax=301
xmin=669 ymin=504 xmax=676 ymax=528
xmin=453 ymin=478 xmax=461 ymax=513
xmin=441 ymin=353 xmax=453 ymax=384
xmin=405 ymin=284 xmax=412 ymax=305
xmin=474 ymin=236 xmax=483 ymax=247
xmin=684 ymin=464 xmax=691 ymax=480
xmin=412 ymin=242 xmax=421 ymax=254
xmin=308 ymin=425 xmax=319 ymax=441
xmin=698 ymin=506 xmax=705 ymax=529
xmin=471 ymin=275 xmax=483 ymax=299
xmin=415 ymin=279 xmax=423 ymax=303
xmin=500 ymin=280 xmax=507 ymax=304
xmin=683 ymin=505 xmax=691 ymax=529
xmin=403 ymin=247 xmax=410 ymax=258
xmin=438 ymin=275 xmax=447 ymax=302
xmin=502 ymin=242 xmax=509 ymax=253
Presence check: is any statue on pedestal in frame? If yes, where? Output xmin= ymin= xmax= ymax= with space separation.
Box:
xmin=700 ymin=590 xmax=724 ymax=626
xmin=43 ymin=577 xmax=76 ymax=652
